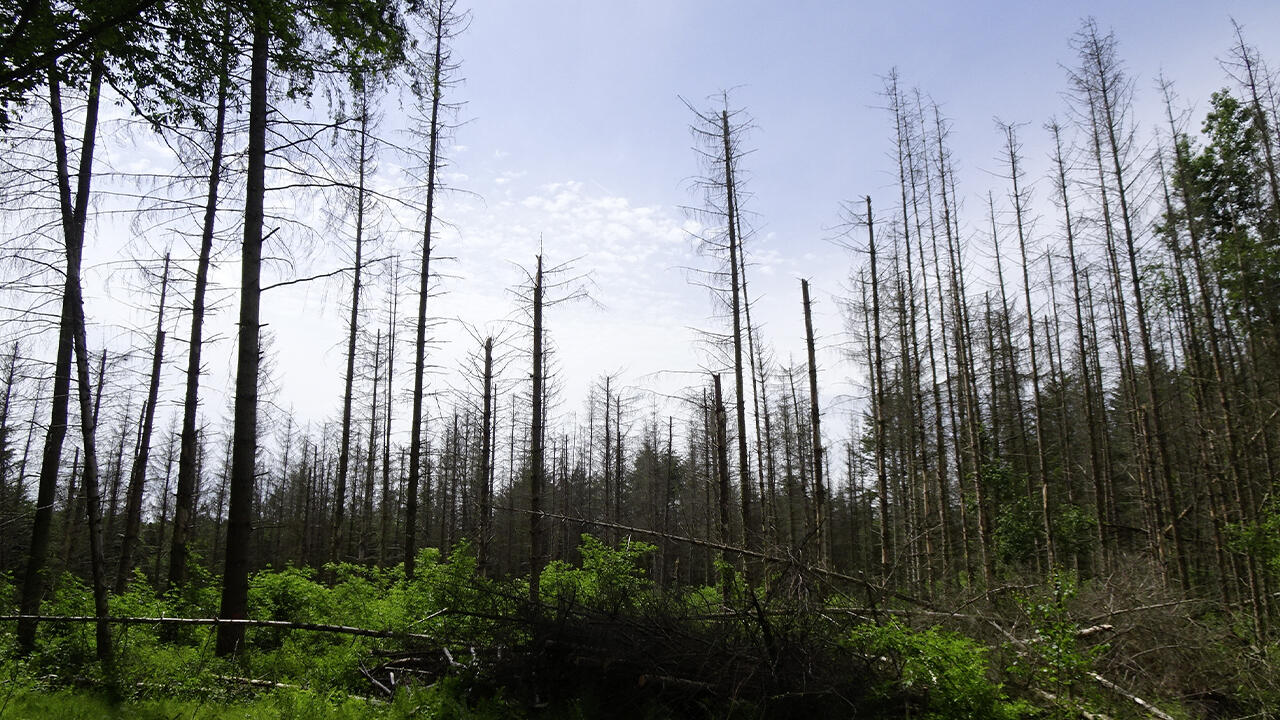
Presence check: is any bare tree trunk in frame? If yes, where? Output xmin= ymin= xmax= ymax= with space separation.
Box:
xmin=529 ymin=255 xmax=544 ymax=603
xmin=16 ymin=69 xmax=83 ymax=655
xmin=51 ymin=53 xmax=113 ymax=670
xmin=866 ymin=197 xmax=892 ymax=577
xmin=169 ymin=35 xmax=229 ymax=591
xmin=380 ymin=266 xmax=397 ymax=567
xmin=712 ymin=373 xmax=732 ymax=601
xmin=801 ymin=280 xmax=827 ymax=565
xmin=1050 ymin=121 xmax=1111 ymax=571
xmin=1076 ymin=22 xmax=1188 ymax=587
xmin=20 ymin=57 xmax=110 ymax=665
xmin=152 ymin=429 xmax=176 ymax=582
xmin=478 ymin=337 xmax=493 ymax=573
xmin=332 ymin=104 xmax=372 ymax=564
xmin=115 ymin=255 xmax=169 ymax=592
xmin=909 ymin=95 xmax=955 ymax=586
xmin=936 ymin=123 xmax=993 ymax=584
xmin=216 ymin=17 xmax=268 ymax=657
xmin=405 ymin=5 xmax=447 ymax=579
xmin=719 ymin=109 xmax=756 ymax=562
xmin=360 ymin=329 xmax=381 ymax=563
xmin=1002 ymin=123 xmax=1056 ymax=570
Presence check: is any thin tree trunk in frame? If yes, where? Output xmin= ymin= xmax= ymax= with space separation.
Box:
xmin=712 ymin=373 xmax=732 ymax=601
xmin=866 ymin=197 xmax=892 ymax=577
xmin=478 ymin=337 xmax=493 ymax=573
xmin=115 ymin=255 xmax=169 ymax=592
xmin=53 ymin=53 xmax=113 ymax=671
xmin=529 ymin=255 xmax=544 ymax=603
xmin=1002 ymin=124 xmax=1056 ymax=570
xmin=719 ymin=109 xmax=756 ymax=562
xmin=801 ymin=280 xmax=827 ymax=565
xmin=380 ymin=266 xmax=397 ymax=566
xmin=16 ymin=69 xmax=83 ymax=656
xmin=169 ymin=35 xmax=229 ymax=591
xmin=332 ymin=104 xmax=372 ymax=564
xmin=405 ymin=6 xmax=446 ymax=579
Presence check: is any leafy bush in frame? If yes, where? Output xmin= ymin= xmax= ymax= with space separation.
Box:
xmin=540 ymin=535 xmax=656 ymax=614
xmin=1010 ymin=571 xmax=1105 ymax=714
xmin=847 ymin=619 xmax=1027 ymax=720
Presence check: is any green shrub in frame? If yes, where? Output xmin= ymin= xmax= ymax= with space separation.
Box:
xmin=540 ymin=534 xmax=656 ymax=614
xmin=1010 ymin=571 xmax=1105 ymax=714
xmin=848 ymin=619 xmax=1027 ymax=720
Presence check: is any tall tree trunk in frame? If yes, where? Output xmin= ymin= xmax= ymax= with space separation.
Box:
xmin=478 ymin=337 xmax=493 ymax=573
xmin=216 ymin=16 xmax=268 ymax=657
xmin=1050 ymin=121 xmax=1111 ymax=570
xmin=52 ymin=53 xmax=113 ymax=670
xmin=115 ymin=255 xmax=169 ymax=592
xmin=0 ymin=343 xmax=17 ymax=573
xmin=19 ymin=55 xmax=106 ymax=657
xmin=529 ymin=255 xmax=544 ymax=603
xmin=360 ymin=329 xmax=380 ymax=562
xmin=712 ymin=373 xmax=732 ymax=600
xmin=405 ymin=5 xmax=446 ymax=579
xmin=169 ymin=35 xmax=230 ymax=591
xmin=801 ymin=280 xmax=826 ymax=564
xmin=719 ymin=109 xmax=756 ymax=561
xmin=332 ymin=103 xmax=371 ymax=564
xmin=380 ymin=266 xmax=398 ymax=566
xmin=1077 ymin=22 xmax=1188 ymax=587
xmin=866 ymin=197 xmax=892 ymax=576
xmin=152 ymin=429 xmax=176 ymax=582
xmin=1002 ymin=124 xmax=1056 ymax=570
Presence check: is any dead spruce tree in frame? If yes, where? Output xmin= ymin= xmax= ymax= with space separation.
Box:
xmin=404 ymin=0 xmax=463 ymax=579
xmin=686 ymin=95 xmax=760 ymax=572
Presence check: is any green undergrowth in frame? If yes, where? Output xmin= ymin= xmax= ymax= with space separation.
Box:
xmin=2 ymin=539 xmax=1267 ymax=718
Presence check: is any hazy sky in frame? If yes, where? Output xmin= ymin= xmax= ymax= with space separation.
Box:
xmin=66 ymin=0 xmax=1280 ymax=443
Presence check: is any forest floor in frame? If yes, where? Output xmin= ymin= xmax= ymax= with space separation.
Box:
xmin=3 ymin=538 xmax=1276 ymax=719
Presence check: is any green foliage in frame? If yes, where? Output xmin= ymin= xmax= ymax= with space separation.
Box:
xmin=981 ymin=460 xmax=1096 ymax=570
xmin=848 ymin=619 xmax=1028 ymax=719
xmin=540 ymin=535 xmax=656 ymax=613
xmin=1051 ymin=505 xmax=1098 ymax=559
xmin=0 ymin=571 xmax=14 ymax=612
xmin=1010 ymin=572 xmax=1105 ymax=714
xmin=165 ymin=550 xmax=222 ymax=616
xmin=0 ymin=686 xmax=510 ymax=720
xmin=980 ymin=460 xmax=1041 ymax=569
xmin=1176 ymin=90 xmax=1280 ymax=328
xmin=1228 ymin=498 xmax=1280 ymax=572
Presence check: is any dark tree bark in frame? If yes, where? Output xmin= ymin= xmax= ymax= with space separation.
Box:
xmin=216 ymin=16 xmax=268 ymax=657
xmin=380 ymin=266 xmax=398 ymax=566
xmin=405 ymin=1 xmax=450 ymax=579
xmin=1001 ymin=123 xmax=1056 ymax=570
xmin=168 ymin=36 xmax=230 ymax=591
xmin=18 ymin=56 xmax=104 ymax=656
xmin=712 ymin=373 xmax=732 ymax=600
xmin=1049 ymin=121 xmax=1112 ymax=570
xmin=718 ymin=109 xmax=757 ymax=561
xmin=801 ymin=279 xmax=826 ymax=564
xmin=477 ymin=337 xmax=493 ymax=573
xmin=115 ymin=255 xmax=169 ymax=592
xmin=865 ymin=197 xmax=892 ymax=576
xmin=331 ymin=102 xmax=372 ymax=564
xmin=529 ymin=255 xmax=545 ymax=603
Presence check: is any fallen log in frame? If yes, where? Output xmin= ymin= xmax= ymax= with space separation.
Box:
xmin=0 ymin=612 xmax=444 ymax=642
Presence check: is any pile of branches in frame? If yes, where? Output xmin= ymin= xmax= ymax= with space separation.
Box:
xmin=368 ymin=586 xmax=883 ymax=718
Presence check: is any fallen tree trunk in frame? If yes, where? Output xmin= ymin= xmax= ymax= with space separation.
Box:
xmin=0 ymin=612 xmax=443 ymax=641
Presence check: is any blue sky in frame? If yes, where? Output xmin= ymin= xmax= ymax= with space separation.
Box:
xmin=379 ymin=0 xmax=1280 ymax=422
xmin=62 ymin=0 xmax=1280 ymax=442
